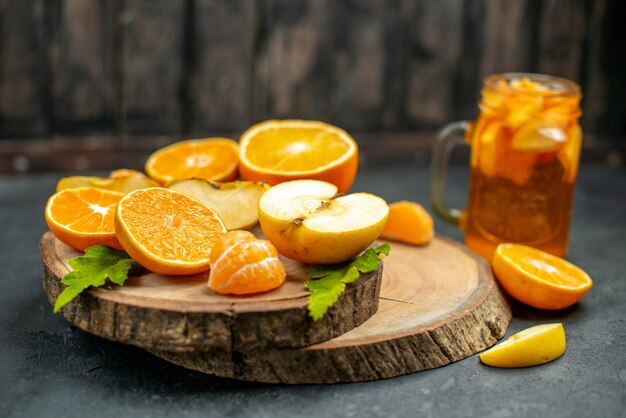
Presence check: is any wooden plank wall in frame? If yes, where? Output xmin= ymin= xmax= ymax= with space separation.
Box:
xmin=0 ymin=0 xmax=624 ymax=140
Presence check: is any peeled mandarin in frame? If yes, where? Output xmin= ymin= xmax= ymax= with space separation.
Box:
xmin=209 ymin=231 xmax=286 ymax=295
xmin=115 ymin=188 xmax=226 ymax=275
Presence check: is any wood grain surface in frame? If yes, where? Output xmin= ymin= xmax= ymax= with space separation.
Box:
xmin=152 ymin=236 xmax=511 ymax=384
xmin=40 ymin=231 xmax=382 ymax=353
xmin=2 ymin=0 xmax=624 ymax=141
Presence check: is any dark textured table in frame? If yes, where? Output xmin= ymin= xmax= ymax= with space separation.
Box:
xmin=1 ymin=164 xmax=625 ymax=418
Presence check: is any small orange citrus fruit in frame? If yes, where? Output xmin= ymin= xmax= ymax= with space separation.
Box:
xmin=492 ymin=243 xmax=592 ymax=310
xmin=208 ymin=230 xmax=286 ymax=295
xmin=380 ymin=201 xmax=434 ymax=245
xmin=115 ymin=188 xmax=226 ymax=275
xmin=145 ymin=138 xmax=239 ymax=185
xmin=238 ymin=120 xmax=358 ymax=193
xmin=45 ymin=187 xmax=124 ymax=251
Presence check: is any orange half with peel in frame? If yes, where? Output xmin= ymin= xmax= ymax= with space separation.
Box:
xmin=492 ymin=243 xmax=592 ymax=310
xmin=145 ymin=138 xmax=239 ymax=185
xmin=115 ymin=188 xmax=226 ymax=275
xmin=238 ymin=120 xmax=358 ymax=193
xmin=45 ymin=187 xmax=124 ymax=251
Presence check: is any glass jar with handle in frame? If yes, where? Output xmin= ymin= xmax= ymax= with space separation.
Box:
xmin=430 ymin=73 xmax=583 ymax=260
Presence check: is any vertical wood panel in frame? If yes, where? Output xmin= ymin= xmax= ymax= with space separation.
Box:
xmin=453 ymin=0 xmax=487 ymax=121
xmin=190 ymin=0 xmax=255 ymax=135
xmin=404 ymin=0 xmax=463 ymax=127
xmin=120 ymin=0 xmax=185 ymax=135
xmin=0 ymin=0 xmax=47 ymax=138
xmin=253 ymin=0 xmax=332 ymax=122
xmin=480 ymin=0 xmax=541 ymax=77
xmin=536 ymin=0 xmax=587 ymax=82
xmin=329 ymin=0 xmax=385 ymax=130
xmin=49 ymin=0 xmax=114 ymax=134
xmin=583 ymin=0 xmax=626 ymax=135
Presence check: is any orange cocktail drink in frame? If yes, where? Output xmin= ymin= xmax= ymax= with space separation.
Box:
xmin=464 ymin=74 xmax=582 ymax=259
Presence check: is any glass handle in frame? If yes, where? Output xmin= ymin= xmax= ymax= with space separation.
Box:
xmin=430 ymin=121 xmax=470 ymax=226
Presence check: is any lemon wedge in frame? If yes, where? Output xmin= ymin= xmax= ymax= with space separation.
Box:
xmin=479 ymin=323 xmax=566 ymax=368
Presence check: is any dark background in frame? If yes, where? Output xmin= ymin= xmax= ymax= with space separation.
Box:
xmin=1 ymin=0 xmax=625 ymax=173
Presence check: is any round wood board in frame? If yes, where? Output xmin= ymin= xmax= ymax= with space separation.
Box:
xmin=151 ymin=236 xmax=511 ymax=384
xmin=40 ymin=230 xmax=382 ymax=353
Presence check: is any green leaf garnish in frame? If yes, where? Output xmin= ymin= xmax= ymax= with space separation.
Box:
xmin=305 ymin=244 xmax=390 ymax=321
xmin=53 ymin=245 xmax=141 ymax=313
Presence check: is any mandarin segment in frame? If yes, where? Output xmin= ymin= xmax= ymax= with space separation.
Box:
xmin=380 ymin=201 xmax=434 ymax=245
xmin=114 ymin=188 xmax=226 ymax=275
xmin=208 ymin=231 xmax=286 ymax=295
xmin=492 ymin=243 xmax=592 ymax=310
xmin=208 ymin=230 xmax=256 ymax=265
xmin=145 ymin=138 xmax=239 ymax=186
xmin=45 ymin=187 xmax=124 ymax=251
xmin=239 ymin=120 xmax=358 ymax=193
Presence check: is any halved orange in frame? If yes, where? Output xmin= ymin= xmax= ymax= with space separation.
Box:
xmin=492 ymin=243 xmax=593 ymax=310
xmin=145 ymin=138 xmax=239 ymax=186
xmin=380 ymin=201 xmax=434 ymax=245
xmin=45 ymin=187 xmax=124 ymax=251
xmin=115 ymin=188 xmax=226 ymax=275
xmin=238 ymin=120 xmax=358 ymax=193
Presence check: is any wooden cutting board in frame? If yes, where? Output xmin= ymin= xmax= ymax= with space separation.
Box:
xmin=40 ymin=231 xmax=382 ymax=353
xmin=151 ymin=236 xmax=511 ymax=384
xmin=41 ymin=232 xmax=511 ymax=384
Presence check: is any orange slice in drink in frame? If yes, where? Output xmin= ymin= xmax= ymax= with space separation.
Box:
xmin=380 ymin=201 xmax=434 ymax=245
xmin=239 ymin=120 xmax=358 ymax=193
xmin=115 ymin=188 xmax=226 ymax=275
xmin=145 ymin=138 xmax=239 ymax=186
xmin=208 ymin=230 xmax=286 ymax=295
xmin=492 ymin=243 xmax=592 ymax=310
xmin=45 ymin=187 xmax=124 ymax=251
xmin=511 ymin=121 xmax=568 ymax=153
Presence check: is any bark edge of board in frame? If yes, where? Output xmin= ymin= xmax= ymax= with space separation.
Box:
xmin=40 ymin=231 xmax=383 ymax=353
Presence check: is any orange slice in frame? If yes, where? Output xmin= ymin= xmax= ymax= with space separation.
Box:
xmin=145 ymin=138 xmax=239 ymax=186
xmin=208 ymin=230 xmax=286 ymax=295
xmin=239 ymin=120 xmax=358 ymax=193
xmin=114 ymin=188 xmax=226 ymax=275
xmin=380 ymin=201 xmax=434 ymax=245
xmin=45 ymin=187 xmax=124 ymax=251
xmin=492 ymin=243 xmax=592 ymax=310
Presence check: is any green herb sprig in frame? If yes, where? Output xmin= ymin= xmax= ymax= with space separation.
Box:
xmin=305 ymin=244 xmax=390 ymax=321
xmin=53 ymin=245 xmax=141 ymax=313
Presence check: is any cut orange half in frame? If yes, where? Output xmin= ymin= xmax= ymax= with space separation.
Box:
xmin=45 ymin=187 xmax=124 ymax=251
xmin=239 ymin=120 xmax=358 ymax=193
xmin=145 ymin=138 xmax=239 ymax=186
xmin=492 ymin=243 xmax=593 ymax=310
xmin=115 ymin=188 xmax=226 ymax=275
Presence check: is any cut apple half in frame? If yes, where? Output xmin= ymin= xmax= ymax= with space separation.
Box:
xmin=258 ymin=180 xmax=389 ymax=264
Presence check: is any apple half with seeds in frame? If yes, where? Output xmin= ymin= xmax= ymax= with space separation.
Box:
xmin=258 ymin=180 xmax=389 ymax=264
